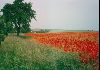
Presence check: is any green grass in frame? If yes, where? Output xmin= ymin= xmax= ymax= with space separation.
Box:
xmin=0 ymin=35 xmax=95 ymax=70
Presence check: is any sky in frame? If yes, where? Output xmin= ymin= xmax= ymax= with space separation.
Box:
xmin=0 ymin=0 xmax=99 ymax=30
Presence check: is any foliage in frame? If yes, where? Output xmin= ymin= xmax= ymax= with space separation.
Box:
xmin=21 ymin=23 xmax=31 ymax=33
xmin=0 ymin=15 xmax=5 ymax=45
xmin=0 ymin=16 xmax=5 ymax=33
xmin=1 ymin=0 xmax=36 ymax=36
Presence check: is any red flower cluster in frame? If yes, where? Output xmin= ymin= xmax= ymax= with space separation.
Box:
xmin=25 ymin=32 xmax=99 ymax=64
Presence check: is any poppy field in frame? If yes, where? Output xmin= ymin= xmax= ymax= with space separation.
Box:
xmin=0 ymin=32 xmax=99 ymax=70
xmin=25 ymin=32 xmax=99 ymax=69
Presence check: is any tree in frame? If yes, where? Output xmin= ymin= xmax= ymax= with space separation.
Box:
xmin=0 ymin=15 xmax=5 ymax=45
xmin=21 ymin=23 xmax=31 ymax=33
xmin=0 ymin=14 xmax=14 ymax=36
xmin=1 ymin=0 xmax=36 ymax=36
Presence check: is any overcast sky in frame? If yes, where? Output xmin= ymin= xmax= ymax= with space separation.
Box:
xmin=0 ymin=0 xmax=99 ymax=30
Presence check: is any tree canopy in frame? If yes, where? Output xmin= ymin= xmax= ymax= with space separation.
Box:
xmin=0 ymin=15 xmax=4 ymax=34
xmin=1 ymin=0 xmax=36 ymax=36
xmin=0 ymin=15 xmax=6 ymax=45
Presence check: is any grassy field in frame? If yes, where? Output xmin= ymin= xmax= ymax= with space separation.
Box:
xmin=0 ymin=34 xmax=96 ymax=70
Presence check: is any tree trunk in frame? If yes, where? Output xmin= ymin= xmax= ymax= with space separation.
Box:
xmin=15 ymin=21 xmax=21 ymax=36
xmin=0 ymin=41 xmax=1 ymax=45
xmin=0 ymin=35 xmax=2 ymax=45
xmin=17 ymin=27 xmax=20 ymax=36
xmin=5 ymin=31 xmax=8 ymax=36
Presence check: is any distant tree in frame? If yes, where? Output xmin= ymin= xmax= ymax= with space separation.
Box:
xmin=1 ymin=0 xmax=36 ymax=36
xmin=44 ymin=29 xmax=50 ymax=33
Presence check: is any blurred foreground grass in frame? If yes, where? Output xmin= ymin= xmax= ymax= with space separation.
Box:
xmin=0 ymin=34 xmax=95 ymax=70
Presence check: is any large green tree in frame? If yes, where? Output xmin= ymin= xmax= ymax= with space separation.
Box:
xmin=1 ymin=0 xmax=36 ymax=36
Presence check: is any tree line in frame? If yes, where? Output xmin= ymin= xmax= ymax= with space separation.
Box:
xmin=0 ymin=0 xmax=36 ymax=45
